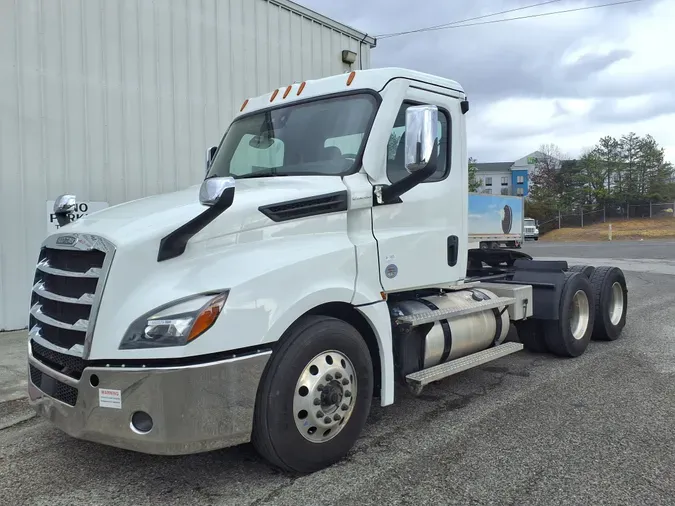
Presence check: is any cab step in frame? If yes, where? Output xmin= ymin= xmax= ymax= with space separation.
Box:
xmin=395 ymin=296 xmax=516 ymax=328
xmin=405 ymin=342 xmax=524 ymax=394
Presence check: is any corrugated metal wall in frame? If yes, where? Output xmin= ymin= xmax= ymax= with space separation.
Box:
xmin=0 ymin=0 xmax=373 ymax=331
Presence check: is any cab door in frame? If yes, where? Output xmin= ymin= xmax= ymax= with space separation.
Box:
xmin=369 ymin=85 xmax=467 ymax=292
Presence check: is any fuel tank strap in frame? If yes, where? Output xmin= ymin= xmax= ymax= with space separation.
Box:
xmin=469 ymin=289 xmax=505 ymax=345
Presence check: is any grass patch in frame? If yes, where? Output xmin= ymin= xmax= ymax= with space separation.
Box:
xmin=541 ymin=217 xmax=675 ymax=242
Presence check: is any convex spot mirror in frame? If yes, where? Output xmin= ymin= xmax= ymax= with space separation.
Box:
xmin=404 ymin=105 xmax=439 ymax=174
xmin=205 ymin=146 xmax=218 ymax=174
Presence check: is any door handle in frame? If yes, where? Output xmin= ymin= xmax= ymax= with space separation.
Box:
xmin=447 ymin=235 xmax=459 ymax=266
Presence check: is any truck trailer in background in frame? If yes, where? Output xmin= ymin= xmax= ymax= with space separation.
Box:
xmin=468 ymin=193 xmax=524 ymax=249
xmin=0 ymin=0 xmax=376 ymax=331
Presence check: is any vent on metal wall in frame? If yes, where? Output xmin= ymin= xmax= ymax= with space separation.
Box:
xmin=258 ymin=191 xmax=349 ymax=222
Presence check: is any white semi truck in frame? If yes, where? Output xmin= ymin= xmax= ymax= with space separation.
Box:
xmin=524 ymin=217 xmax=540 ymax=241
xmin=27 ymin=68 xmax=628 ymax=474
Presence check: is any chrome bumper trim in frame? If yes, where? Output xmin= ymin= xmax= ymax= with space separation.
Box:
xmin=28 ymin=347 xmax=272 ymax=455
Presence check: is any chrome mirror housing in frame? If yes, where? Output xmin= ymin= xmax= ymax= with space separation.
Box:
xmin=199 ymin=177 xmax=235 ymax=207
xmin=53 ymin=194 xmax=77 ymax=226
xmin=54 ymin=194 xmax=77 ymax=215
xmin=404 ymin=105 xmax=439 ymax=173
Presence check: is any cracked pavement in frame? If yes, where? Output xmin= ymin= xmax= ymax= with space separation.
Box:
xmin=1 ymin=241 xmax=674 ymax=505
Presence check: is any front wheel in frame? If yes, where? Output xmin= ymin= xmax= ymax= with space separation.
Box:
xmin=252 ymin=315 xmax=373 ymax=474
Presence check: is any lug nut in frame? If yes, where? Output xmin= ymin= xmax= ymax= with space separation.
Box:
xmin=317 ymin=384 xmax=324 ymax=391
xmin=325 ymin=374 xmax=333 ymax=381
xmin=341 ymin=404 xmax=349 ymax=411
xmin=333 ymin=414 xmax=341 ymax=421
xmin=324 ymin=416 xmax=331 ymax=424
xmin=342 ymin=378 xmax=349 ymax=385
xmin=317 ymin=411 xmax=324 ymax=418
xmin=335 ymin=372 xmax=342 ymax=379
xmin=344 ymin=391 xmax=351 ymax=398
xmin=313 ymin=398 xmax=321 ymax=406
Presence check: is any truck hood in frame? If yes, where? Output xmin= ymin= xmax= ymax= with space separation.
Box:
xmin=62 ymin=176 xmax=348 ymax=247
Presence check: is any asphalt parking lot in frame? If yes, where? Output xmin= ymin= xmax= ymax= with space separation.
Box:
xmin=1 ymin=241 xmax=674 ymax=506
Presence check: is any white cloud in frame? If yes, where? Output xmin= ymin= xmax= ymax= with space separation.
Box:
xmin=296 ymin=0 xmax=674 ymax=163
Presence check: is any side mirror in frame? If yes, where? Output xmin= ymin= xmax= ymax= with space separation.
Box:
xmin=54 ymin=194 xmax=77 ymax=227
xmin=404 ymin=105 xmax=439 ymax=174
xmin=205 ymin=146 xmax=218 ymax=174
xmin=158 ymin=176 xmax=237 ymax=262
xmin=199 ymin=176 xmax=235 ymax=208
xmin=378 ymin=104 xmax=439 ymax=205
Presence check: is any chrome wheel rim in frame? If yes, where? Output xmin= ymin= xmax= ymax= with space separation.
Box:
xmin=570 ymin=289 xmax=590 ymax=340
xmin=292 ymin=350 xmax=357 ymax=443
xmin=609 ymin=281 xmax=624 ymax=326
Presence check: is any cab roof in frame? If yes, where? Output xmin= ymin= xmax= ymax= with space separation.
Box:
xmin=237 ymin=67 xmax=466 ymax=117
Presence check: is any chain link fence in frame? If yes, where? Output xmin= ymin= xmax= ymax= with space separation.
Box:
xmin=533 ymin=201 xmax=675 ymax=235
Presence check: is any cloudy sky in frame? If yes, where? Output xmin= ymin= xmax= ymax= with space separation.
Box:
xmin=296 ymin=0 xmax=673 ymax=164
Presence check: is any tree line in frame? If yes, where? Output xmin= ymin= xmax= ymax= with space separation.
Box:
xmin=527 ymin=134 xmax=674 ymax=214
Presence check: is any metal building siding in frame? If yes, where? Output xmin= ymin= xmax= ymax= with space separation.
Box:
xmin=0 ymin=0 xmax=373 ymax=331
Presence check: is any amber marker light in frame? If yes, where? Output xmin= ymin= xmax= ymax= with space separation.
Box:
xmin=187 ymin=292 xmax=229 ymax=342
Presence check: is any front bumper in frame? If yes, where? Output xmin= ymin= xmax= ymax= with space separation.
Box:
xmin=27 ymin=344 xmax=271 ymax=455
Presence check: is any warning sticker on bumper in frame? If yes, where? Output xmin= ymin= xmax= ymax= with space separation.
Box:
xmin=98 ymin=388 xmax=122 ymax=409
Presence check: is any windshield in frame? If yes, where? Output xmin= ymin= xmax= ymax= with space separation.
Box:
xmin=524 ymin=219 xmax=536 ymax=227
xmin=207 ymin=93 xmax=379 ymax=179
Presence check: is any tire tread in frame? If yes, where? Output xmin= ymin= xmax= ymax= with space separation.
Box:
xmin=251 ymin=315 xmax=372 ymax=474
xmin=589 ymin=266 xmax=626 ymax=341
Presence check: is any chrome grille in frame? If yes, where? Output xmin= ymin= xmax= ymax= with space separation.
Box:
xmin=29 ymin=233 xmax=115 ymax=360
xmin=29 ymin=364 xmax=78 ymax=406
xmin=30 ymin=339 xmax=86 ymax=380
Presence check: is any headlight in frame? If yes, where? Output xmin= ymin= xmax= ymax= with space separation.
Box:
xmin=119 ymin=291 xmax=229 ymax=349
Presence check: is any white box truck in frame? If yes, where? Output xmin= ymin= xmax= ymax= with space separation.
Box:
xmin=26 ymin=68 xmax=628 ymax=474
xmin=468 ymin=193 xmax=524 ymax=249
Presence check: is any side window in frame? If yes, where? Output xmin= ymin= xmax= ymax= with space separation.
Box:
xmin=229 ymin=134 xmax=285 ymax=175
xmin=386 ymin=102 xmax=450 ymax=184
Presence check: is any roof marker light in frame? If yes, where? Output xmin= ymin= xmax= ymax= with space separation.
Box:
xmin=270 ymin=89 xmax=279 ymax=102
xmin=283 ymin=85 xmax=293 ymax=99
xmin=240 ymin=99 xmax=249 ymax=112
xmin=297 ymin=81 xmax=306 ymax=96
xmin=346 ymin=71 xmax=356 ymax=86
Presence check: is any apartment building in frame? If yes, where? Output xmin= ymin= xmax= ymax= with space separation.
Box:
xmin=474 ymin=151 xmax=545 ymax=197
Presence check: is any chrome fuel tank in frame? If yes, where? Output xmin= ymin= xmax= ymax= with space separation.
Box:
xmin=391 ymin=288 xmax=510 ymax=369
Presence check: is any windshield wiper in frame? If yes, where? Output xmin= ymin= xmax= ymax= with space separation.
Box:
xmin=234 ymin=170 xmax=287 ymax=179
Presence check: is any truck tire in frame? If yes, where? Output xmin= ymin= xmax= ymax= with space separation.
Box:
xmin=252 ymin=315 xmax=373 ymax=474
xmin=588 ymin=266 xmax=628 ymax=341
xmin=515 ymin=319 xmax=548 ymax=353
xmin=543 ymin=272 xmax=595 ymax=357
xmin=569 ymin=264 xmax=596 ymax=278
xmin=502 ymin=205 xmax=513 ymax=233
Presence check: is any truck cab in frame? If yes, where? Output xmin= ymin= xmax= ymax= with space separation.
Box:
xmin=524 ymin=217 xmax=539 ymax=240
xmin=27 ymin=68 xmax=628 ymax=474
